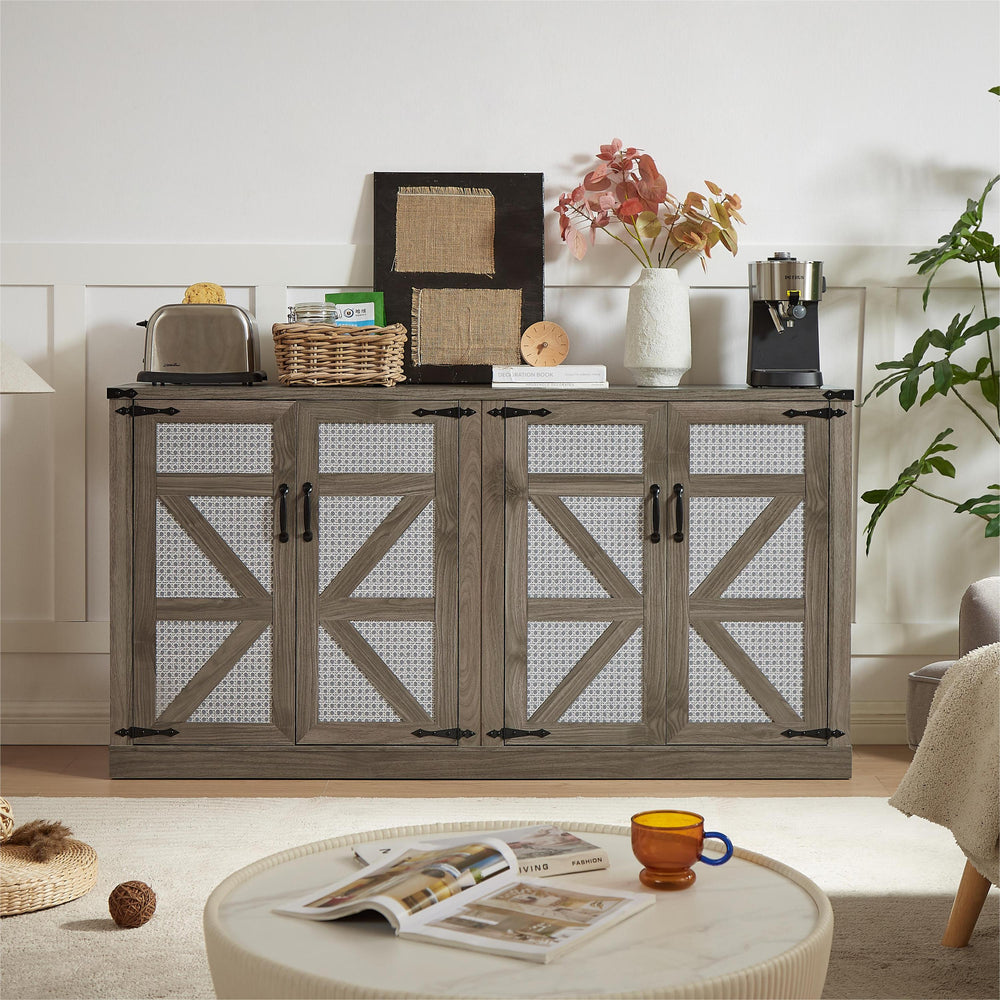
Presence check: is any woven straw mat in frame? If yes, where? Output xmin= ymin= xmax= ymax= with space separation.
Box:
xmin=1 ymin=839 xmax=98 ymax=916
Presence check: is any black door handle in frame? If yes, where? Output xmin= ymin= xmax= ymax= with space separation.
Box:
xmin=278 ymin=483 xmax=289 ymax=543
xmin=302 ymin=482 xmax=314 ymax=542
xmin=649 ymin=484 xmax=661 ymax=543
xmin=672 ymin=483 xmax=684 ymax=542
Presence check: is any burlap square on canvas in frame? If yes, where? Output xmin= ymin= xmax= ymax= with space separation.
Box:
xmin=394 ymin=187 xmax=496 ymax=275
xmin=411 ymin=288 xmax=522 ymax=366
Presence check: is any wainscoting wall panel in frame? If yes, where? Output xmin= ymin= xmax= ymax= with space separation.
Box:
xmin=2 ymin=242 xmax=996 ymax=744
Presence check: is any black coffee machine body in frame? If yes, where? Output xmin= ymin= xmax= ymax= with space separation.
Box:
xmin=747 ymin=252 xmax=826 ymax=387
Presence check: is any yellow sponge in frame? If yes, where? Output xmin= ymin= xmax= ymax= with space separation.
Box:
xmin=183 ymin=282 xmax=227 ymax=304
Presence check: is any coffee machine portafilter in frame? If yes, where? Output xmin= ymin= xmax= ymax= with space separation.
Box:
xmin=747 ymin=252 xmax=825 ymax=387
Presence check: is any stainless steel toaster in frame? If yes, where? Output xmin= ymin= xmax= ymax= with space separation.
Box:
xmin=137 ymin=303 xmax=267 ymax=384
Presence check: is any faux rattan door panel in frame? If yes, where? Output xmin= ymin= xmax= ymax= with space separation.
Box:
xmin=500 ymin=402 xmax=666 ymax=745
xmin=296 ymin=401 xmax=460 ymax=744
xmin=130 ymin=402 xmax=296 ymax=744
xmin=666 ymin=402 xmax=829 ymax=745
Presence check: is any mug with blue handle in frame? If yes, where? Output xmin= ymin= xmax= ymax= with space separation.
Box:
xmin=631 ymin=809 xmax=734 ymax=890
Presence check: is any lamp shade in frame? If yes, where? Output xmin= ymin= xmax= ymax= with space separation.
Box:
xmin=0 ymin=342 xmax=54 ymax=393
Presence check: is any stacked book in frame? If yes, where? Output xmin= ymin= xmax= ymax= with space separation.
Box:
xmin=492 ymin=364 xmax=608 ymax=389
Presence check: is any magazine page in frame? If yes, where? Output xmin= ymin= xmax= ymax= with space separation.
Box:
xmin=273 ymin=838 xmax=515 ymax=927
xmin=353 ymin=826 xmax=609 ymax=877
xmin=400 ymin=878 xmax=654 ymax=964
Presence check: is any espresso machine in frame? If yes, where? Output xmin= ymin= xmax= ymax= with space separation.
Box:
xmin=747 ymin=252 xmax=826 ymax=387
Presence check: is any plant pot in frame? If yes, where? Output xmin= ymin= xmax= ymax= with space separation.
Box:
xmin=623 ymin=267 xmax=692 ymax=387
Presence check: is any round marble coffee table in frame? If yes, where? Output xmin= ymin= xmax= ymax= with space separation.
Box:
xmin=204 ymin=820 xmax=833 ymax=999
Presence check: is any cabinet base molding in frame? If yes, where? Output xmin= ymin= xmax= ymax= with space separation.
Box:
xmin=109 ymin=744 xmax=852 ymax=780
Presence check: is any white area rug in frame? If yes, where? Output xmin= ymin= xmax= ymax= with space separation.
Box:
xmin=1 ymin=796 xmax=996 ymax=999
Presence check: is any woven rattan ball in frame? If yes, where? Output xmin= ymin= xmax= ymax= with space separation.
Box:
xmin=108 ymin=880 xmax=156 ymax=928
xmin=0 ymin=798 xmax=13 ymax=842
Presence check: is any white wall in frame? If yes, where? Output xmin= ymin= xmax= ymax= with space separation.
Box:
xmin=2 ymin=0 xmax=998 ymax=744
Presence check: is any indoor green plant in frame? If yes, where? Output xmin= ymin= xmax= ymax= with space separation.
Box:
xmin=860 ymin=145 xmax=999 ymax=551
xmin=554 ymin=140 xmax=744 ymax=386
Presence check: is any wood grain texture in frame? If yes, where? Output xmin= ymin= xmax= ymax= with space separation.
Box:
xmin=120 ymin=384 xmax=846 ymax=403
xmin=803 ymin=413 xmax=832 ymax=733
xmin=321 ymin=620 xmax=432 ymax=724
xmin=316 ymin=473 xmax=435 ymax=496
xmin=109 ymin=744 xmax=853 ymax=779
xmin=527 ymin=475 xmax=645 ymax=496
xmin=158 ymin=495 xmax=270 ymax=599
xmin=296 ymin=401 xmax=460 ymax=745
xmin=109 ymin=404 xmax=134 ymax=745
xmin=431 ymin=410 xmax=461 ymax=736
xmin=155 ymin=474 xmax=272 ymax=496
xmin=318 ymin=598 xmax=435 ymax=620
xmin=529 ymin=620 xmax=639 ymax=723
xmin=529 ymin=494 xmax=641 ymax=602
xmin=479 ymin=397 xmax=507 ymax=739
xmin=110 ymin=388 xmax=854 ymax=778
xmin=690 ymin=494 xmax=804 ymax=601
xmin=643 ymin=404 xmax=669 ymax=744
xmin=319 ymin=494 xmax=431 ymax=600
xmin=692 ymin=619 xmax=801 ymax=727
xmin=155 ymin=598 xmax=273 ymax=620
xmin=828 ymin=408 xmax=853 ymax=739
xmin=155 ymin=620 xmax=269 ymax=725
xmin=457 ymin=401 xmax=483 ymax=743
xmin=128 ymin=402 xmax=297 ymax=745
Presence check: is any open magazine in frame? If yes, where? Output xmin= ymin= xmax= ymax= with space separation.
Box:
xmin=352 ymin=825 xmax=610 ymax=877
xmin=273 ymin=834 xmax=652 ymax=964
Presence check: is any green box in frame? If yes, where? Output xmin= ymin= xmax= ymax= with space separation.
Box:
xmin=324 ymin=292 xmax=385 ymax=328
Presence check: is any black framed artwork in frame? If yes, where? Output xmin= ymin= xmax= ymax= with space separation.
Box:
xmin=373 ymin=172 xmax=544 ymax=384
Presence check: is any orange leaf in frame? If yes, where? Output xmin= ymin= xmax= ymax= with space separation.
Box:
xmin=617 ymin=198 xmax=645 ymax=223
xmin=638 ymin=154 xmax=659 ymax=181
xmin=704 ymin=180 xmax=722 ymax=196
xmin=637 ymin=175 xmax=667 ymax=204
xmin=584 ymin=168 xmax=611 ymax=191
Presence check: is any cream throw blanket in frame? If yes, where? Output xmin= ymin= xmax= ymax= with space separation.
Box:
xmin=890 ymin=641 xmax=1000 ymax=884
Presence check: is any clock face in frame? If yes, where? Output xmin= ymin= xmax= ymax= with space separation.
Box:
xmin=520 ymin=321 xmax=569 ymax=367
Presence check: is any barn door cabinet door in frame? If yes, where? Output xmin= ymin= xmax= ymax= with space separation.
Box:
xmin=491 ymin=402 xmax=668 ymax=746
xmin=129 ymin=402 xmax=296 ymax=744
xmin=665 ymin=402 xmax=831 ymax=746
xmin=294 ymin=401 xmax=463 ymax=746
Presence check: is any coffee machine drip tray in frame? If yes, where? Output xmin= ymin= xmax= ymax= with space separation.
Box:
xmin=750 ymin=368 xmax=823 ymax=388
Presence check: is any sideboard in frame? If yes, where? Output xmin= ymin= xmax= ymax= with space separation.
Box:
xmin=108 ymin=384 xmax=853 ymax=778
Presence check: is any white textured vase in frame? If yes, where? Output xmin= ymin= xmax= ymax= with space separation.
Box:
xmin=623 ymin=267 xmax=692 ymax=386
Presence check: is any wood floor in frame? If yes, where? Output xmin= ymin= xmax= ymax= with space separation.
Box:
xmin=0 ymin=744 xmax=913 ymax=797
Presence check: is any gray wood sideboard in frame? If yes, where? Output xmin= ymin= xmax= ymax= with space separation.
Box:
xmin=108 ymin=384 xmax=853 ymax=778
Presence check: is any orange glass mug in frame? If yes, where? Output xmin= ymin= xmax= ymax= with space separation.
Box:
xmin=631 ymin=809 xmax=734 ymax=890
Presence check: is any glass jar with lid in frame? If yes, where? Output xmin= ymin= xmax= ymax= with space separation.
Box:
xmin=288 ymin=302 xmax=341 ymax=324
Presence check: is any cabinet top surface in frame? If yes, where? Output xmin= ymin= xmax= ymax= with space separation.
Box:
xmin=111 ymin=383 xmax=851 ymax=402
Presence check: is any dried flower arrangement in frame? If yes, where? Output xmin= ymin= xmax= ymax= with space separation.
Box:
xmin=555 ymin=139 xmax=745 ymax=270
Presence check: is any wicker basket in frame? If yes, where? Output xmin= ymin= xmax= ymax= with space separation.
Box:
xmin=272 ymin=323 xmax=407 ymax=386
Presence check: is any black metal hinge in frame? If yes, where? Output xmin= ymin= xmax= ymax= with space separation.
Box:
xmin=488 ymin=407 xmax=552 ymax=419
xmin=823 ymin=389 xmax=854 ymax=401
xmin=781 ymin=727 xmax=845 ymax=740
xmin=411 ymin=727 xmax=476 ymax=740
xmin=412 ymin=407 xmax=476 ymax=419
xmin=115 ymin=726 xmax=180 ymax=739
xmin=487 ymin=727 xmax=551 ymax=740
xmin=107 ymin=387 xmax=138 ymax=400
xmin=783 ymin=408 xmax=846 ymax=420
xmin=116 ymin=405 xmax=180 ymax=418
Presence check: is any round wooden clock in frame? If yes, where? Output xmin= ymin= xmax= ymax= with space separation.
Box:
xmin=520 ymin=321 xmax=569 ymax=367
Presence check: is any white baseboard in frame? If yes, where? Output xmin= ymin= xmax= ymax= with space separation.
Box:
xmin=849 ymin=701 xmax=908 ymax=745
xmin=0 ymin=700 xmax=109 ymax=745
xmin=0 ymin=699 xmax=909 ymax=746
